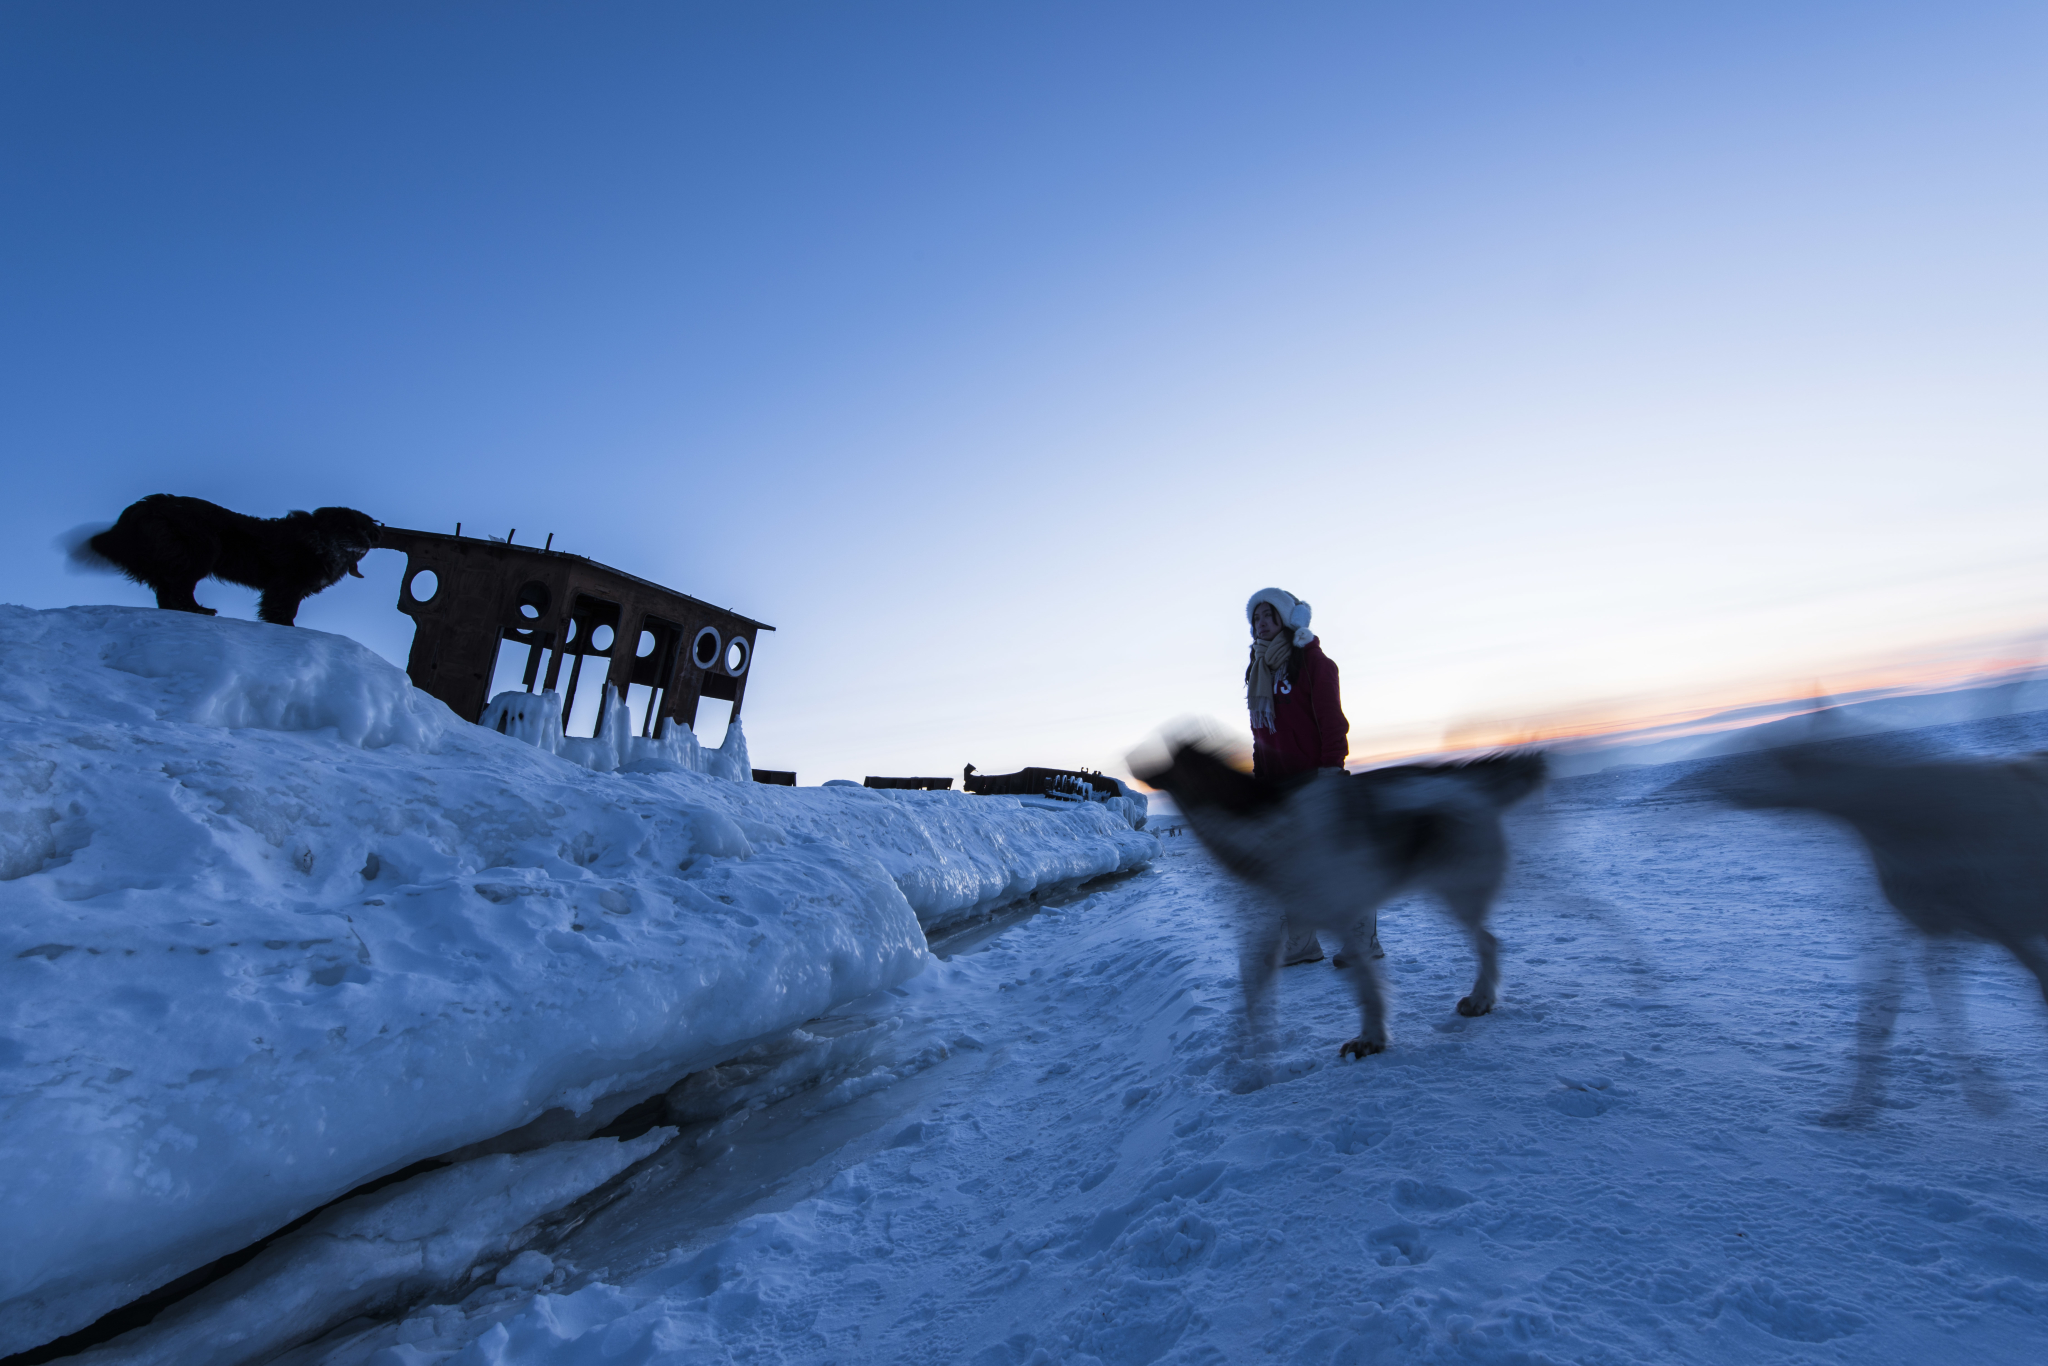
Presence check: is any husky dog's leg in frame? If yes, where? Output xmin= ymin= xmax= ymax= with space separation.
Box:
xmin=2005 ymin=934 xmax=2048 ymax=1009
xmin=1822 ymin=937 xmax=1906 ymax=1126
xmin=1435 ymin=883 xmax=1502 ymax=1018
xmin=1457 ymin=924 xmax=1501 ymax=1018
xmin=1237 ymin=907 xmax=1285 ymax=1053
xmin=1921 ymin=940 xmax=2008 ymax=1116
xmin=1334 ymin=915 xmax=1392 ymax=1058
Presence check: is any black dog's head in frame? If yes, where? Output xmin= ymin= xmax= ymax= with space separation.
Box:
xmin=309 ymin=507 xmax=382 ymax=579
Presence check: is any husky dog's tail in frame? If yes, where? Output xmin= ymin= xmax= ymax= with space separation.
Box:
xmin=56 ymin=522 xmax=118 ymax=573
xmin=1451 ymin=750 xmax=1548 ymax=807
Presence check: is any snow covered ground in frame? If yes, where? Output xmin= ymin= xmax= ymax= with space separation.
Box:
xmin=11 ymin=603 xmax=2048 ymax=1364
xmin=80 ymin=707 xmax=2048 ymax=1366
xmin=0 ymin=607 xmax=1153 ymax=1357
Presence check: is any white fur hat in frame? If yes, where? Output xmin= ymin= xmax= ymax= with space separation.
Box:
xmin=1246 ymin=588 xmax=1316 ymax=647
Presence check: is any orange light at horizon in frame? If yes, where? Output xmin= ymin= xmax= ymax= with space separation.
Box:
xmin=1346 ymin=645 xmax=2048 ymax=768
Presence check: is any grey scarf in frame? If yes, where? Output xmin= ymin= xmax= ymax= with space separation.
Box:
xmin=1247 ymin=633 xmax=1293 ymax=733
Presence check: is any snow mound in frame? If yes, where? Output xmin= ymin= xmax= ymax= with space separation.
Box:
xmin=0 ymin=605 xmax=446 ymax=751
xmin=0 ymin=606 xmax=1155 ymax=1355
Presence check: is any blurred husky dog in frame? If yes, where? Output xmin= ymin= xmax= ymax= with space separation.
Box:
xmin=1703 ymin=743 xmax=2048 ymax=1118
xmin=72 ymin=494 xmax=380 ymax=626
xmin=1134 ymin=742 xmax=1546 ymax=1059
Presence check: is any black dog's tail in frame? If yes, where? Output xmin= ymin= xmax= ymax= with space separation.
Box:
xmin=55 ymin=522 xmax=118 ymax=573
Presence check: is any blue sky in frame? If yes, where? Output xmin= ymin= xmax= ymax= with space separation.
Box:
xmin=5 ymin=2 xmax=2046 ymax=779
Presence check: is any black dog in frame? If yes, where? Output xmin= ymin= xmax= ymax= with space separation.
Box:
xmin=81 ymin=495 xmax=380 ymax=626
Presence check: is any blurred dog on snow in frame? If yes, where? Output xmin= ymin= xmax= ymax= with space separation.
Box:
xmin=66 ymin=494 xmax=380 ymax=626
xmin=1696 ymin=740 xmax=2048 ymax=1119
xmin=1133 ymin=741 xmax=1546 ymax=1059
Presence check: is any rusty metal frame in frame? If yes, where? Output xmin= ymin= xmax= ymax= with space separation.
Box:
xmin=379 ymin=528 xmax=773 ymax=733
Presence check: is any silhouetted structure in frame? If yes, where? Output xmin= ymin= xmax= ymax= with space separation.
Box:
xmin=962 ymin=765 xmax=1120 ymax=799
xmin=864 ymin=776 xmax=955 ymax=790
xmin=379 ymin=528 xmax=772 ymax=734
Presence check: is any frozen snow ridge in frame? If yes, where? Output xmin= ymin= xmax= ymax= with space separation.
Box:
xmin=0 ymin=605 xmax=1155 ymax=1357
xmin=477 ymin=687 xmax=753 ymax=782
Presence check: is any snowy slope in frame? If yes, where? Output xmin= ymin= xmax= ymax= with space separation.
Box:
xmin=220 ymin=707 xmax=2048 ymax=1366
xmin=0 ymin=606 xmax=1154 ymax=1356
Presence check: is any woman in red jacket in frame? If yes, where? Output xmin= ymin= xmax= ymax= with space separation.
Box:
xmin=1246 ymin=588 xmax=1348 ymax=780
xmin=1244 ymin=587 xmax=1374 ymax=965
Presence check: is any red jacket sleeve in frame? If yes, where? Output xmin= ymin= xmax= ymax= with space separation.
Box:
xmin=1310 ymin=652 xmax=1350 ymax=768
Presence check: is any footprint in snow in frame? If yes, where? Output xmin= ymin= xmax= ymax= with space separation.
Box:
xmin=1390 ymin=1178 xmax=1475 ymax=1214
xmin=1365 ymin=1220 xmax=1432 ymax=1265
xmin=1548 ymin=1073 xmax=1616 ymax=1117
xmin=1327 ymin=1116 xmax=1391 ymax=1155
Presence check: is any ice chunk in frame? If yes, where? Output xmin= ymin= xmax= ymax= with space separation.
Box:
xmin=82 ymin=1133 xmax=666 ymax=1366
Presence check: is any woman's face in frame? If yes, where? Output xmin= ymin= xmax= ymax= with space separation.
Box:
xmin=1251 ymin=602 xmax=1282 ymax=641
